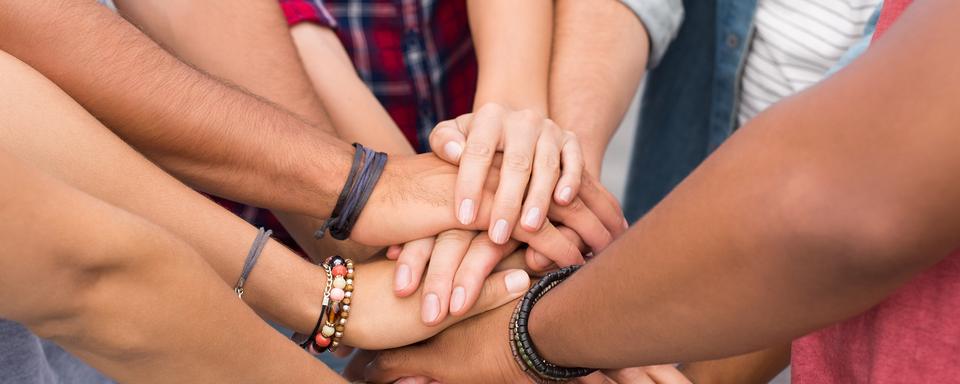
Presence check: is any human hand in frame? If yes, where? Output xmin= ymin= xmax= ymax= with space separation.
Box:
xmin=364 ymin=300 xmax=527 ymax=383
xmin=575 ymin=367 xmax=692 ymax=384
xmin=429 ymin=103 xmax=588 ymax=243
xmin=353 ymin=154 xmax=615 ymax=263
xmin=342 ymin=259 xmax=530 ymax=350
xmin=386 ymin=229 xmax=520 ymax=325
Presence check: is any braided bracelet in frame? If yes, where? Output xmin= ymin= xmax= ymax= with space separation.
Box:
xmin=509 ymin=265 xmax=594 ymax=382
xmin=316 ymin=143 xmax=387 ymax=240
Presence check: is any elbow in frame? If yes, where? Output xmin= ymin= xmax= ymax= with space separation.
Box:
xmin=770 ymin=170 xmax=942 ymax=283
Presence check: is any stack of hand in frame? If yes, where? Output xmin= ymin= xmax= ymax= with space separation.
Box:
xmin=309 ymin=103 xmax=685 ymax=383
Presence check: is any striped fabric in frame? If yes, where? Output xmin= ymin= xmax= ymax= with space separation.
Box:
xmin=738 ymin=0 xmax=881 ymax=125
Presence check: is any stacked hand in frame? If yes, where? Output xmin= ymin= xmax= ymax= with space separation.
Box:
xmin=355 ymin=103 xmax=625 ymax=326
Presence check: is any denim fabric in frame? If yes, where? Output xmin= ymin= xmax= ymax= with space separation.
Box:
xmin=624 ymin=0 xmax=757 ymax=221
xmin=624 ymin=1 xmax=880 ymax=221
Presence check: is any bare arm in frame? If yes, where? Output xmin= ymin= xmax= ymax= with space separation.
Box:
xmin=532 ymin=0 xmax=960 ymax=366
xmin=367 ymin=0 xmax=960 ymax=381
xmin=549 ymin=0 xmax=650 ymax=173
xmin=0 ymin=0 xmax=350 ymax=217
xmin=0 ymin=150 xmax=345 ymax=384
xmin=113 ymin=0 xmax=404 ymax=259
xmin=680 ymin=345 xmax=791 ymax=384
xmin=289 ymin=22 xmax=415 ymax=154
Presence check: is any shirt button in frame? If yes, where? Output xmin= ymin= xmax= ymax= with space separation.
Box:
xmin=726 ymin=33 xmax=739 ymax=48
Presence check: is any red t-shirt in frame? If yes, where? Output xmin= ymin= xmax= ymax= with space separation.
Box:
xmin=792 ymin=1 xmax=960 ymax=382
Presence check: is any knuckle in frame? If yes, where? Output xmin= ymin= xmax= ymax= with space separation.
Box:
xmin=537 ymin=152 xmax=561 ymax=170
xmin=436 ymin=230 xmax=472 ymax=244
xmin=503 ymin=152 xmax=532 ymax=173
xmin=463 ymin=142 xmax=494 ymax=159
xmin=495 ymin=196 xmax=523 ymax=210
xmin=477 ymin=102 xmax=505 ymax=117
xmin=565 ymin=198 xmax=586 ymax=212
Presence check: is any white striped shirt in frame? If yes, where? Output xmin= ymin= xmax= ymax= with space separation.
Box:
xmin=738 ymin=0 xmax=881 ymax=125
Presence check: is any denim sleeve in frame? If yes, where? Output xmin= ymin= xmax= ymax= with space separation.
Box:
xmin=619 ymin=0 xmax=684 ymax=68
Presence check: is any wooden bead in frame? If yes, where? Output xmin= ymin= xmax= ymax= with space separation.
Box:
xmin=335 ymin=324 xmax=345 ymax=332
xmin=342 ymin=297 xmax=351 ymax=305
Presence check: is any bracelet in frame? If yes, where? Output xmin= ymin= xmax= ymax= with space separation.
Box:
xmin=328 ymin=258 xmax=354 ymax=352
xmin=509 ymin=265 xmax=594 ymax=382
xmin=234 ymin=227 xmax=273 ymax=299
xmin=315 ymin=143 xmax=388 ymax=240
xmin=291 ymin=263 xmax=333 ymax=352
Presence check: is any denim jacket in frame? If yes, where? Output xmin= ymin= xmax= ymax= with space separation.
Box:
xmin=624 ymin=0 xmax=880 ymax=221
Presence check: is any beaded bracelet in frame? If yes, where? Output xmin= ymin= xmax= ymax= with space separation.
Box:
xmin=509 ymin=265 xmax=594 ymax=382
xmin=328 ymin=257 xmax=354 ymax=352
xmin=291 ymin=263 xmax=333 ymax=353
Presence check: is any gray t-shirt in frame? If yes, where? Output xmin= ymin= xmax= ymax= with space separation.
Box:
xmin=0 ymin=319 xmax=112 ymax=384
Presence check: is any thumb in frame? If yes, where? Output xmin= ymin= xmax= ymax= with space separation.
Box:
xmin=429 ymin=115 xmax=471 ymax=164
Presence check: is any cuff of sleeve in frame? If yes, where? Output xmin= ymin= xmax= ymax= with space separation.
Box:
xmin=280 ymin=0 xmax=338 ymax=29
xmin=619 ymin=0 xmax=684 ymax=69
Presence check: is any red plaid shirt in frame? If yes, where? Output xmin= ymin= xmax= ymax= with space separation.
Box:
xmin=218 ymin=0 xmax=477 ymax=250
xmin=280 ymin=0 xmax=477 ymax=151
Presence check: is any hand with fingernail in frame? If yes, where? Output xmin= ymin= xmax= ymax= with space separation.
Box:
xmin=336 ymin=259 xmax=530 ymax=350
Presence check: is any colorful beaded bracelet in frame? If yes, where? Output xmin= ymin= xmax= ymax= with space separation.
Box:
xmin=328 ymin=257 xmax=354 ymax=351
xmin=509 ymin=265 xmax=594 ymax=382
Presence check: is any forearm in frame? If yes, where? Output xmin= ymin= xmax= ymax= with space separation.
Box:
xmin=114 ymin=0 xmax=336 ymax=132
xmin=291 ymin=23 xmax=415 ymax=155
xmin=0 ymin=48 xmax=325 ymax=336
xmin=0 ymin=0 xmax=350 ymax=217
xmin=680 ymin=345 xmax=791 ymax=384
xmin=549 ymin=0 xmax=649 ymax=173
xmin=468 ymin=0 xmax=552 ymax=113
xmin=531 ymin=0 xmax=960 ymax=368
xmin=0 ymin=153 xmax=342 ymax=383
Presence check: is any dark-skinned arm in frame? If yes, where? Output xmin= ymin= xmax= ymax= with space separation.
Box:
xmin=366 ymin=1 xmax=960 ymax=381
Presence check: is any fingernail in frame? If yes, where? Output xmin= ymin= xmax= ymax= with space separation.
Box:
xmin=623 ymin=218 xmax=630 ymax=229
xmin=458 ymin=199 xmax=475 ymax=225
xmin=505 ymin=270 xmax=530 ymax=294
xmin=395 ymin=264 xmax=411 ymax=291
xmin=522 ymin=207 xmax=542 ymax=229
xmin=422 ymin=293 xmax=440 ymax=323
xmin=532 ymin=251 xmax=552 ymax=269
xmin=444 ymin=141 xmax=463 ymax=161
xmin=559 ymin=186 xmax=573 ymax=203
xmin=492 ymin=219 xmax=509 ymax=244
xmin=450 ymin=286 xmax=466 ymax=313
xmin=395 ymin=378 xmax=417 ymax=384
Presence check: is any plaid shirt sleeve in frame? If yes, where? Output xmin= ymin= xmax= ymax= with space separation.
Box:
xmin=279 ymin=0 xmax=337 ymax=28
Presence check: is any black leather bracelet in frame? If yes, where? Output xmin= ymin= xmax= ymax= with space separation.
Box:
xmin=316 ymin=143 xmax=388 ymax=240
xmin=510 ymin=265 xmax=595 ymax=382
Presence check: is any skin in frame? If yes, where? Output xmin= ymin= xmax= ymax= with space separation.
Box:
xmin=680 ymin=346 xmax=791 ymax=384
xmin=0 ymin=48 xmax=529 ymax=353
xmin=0 ymin=0 xmax=619 ymax=262
xmin=365 ymin=0 xmax=960 ymax=381
xmin=0 ymin=152 xmax=345 ymax=383
xmin=112 ymin=0 xmax=381 ymax=262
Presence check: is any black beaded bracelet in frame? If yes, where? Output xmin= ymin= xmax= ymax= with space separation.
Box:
xmin=509 ymin=265 xmax=595 ymax=382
